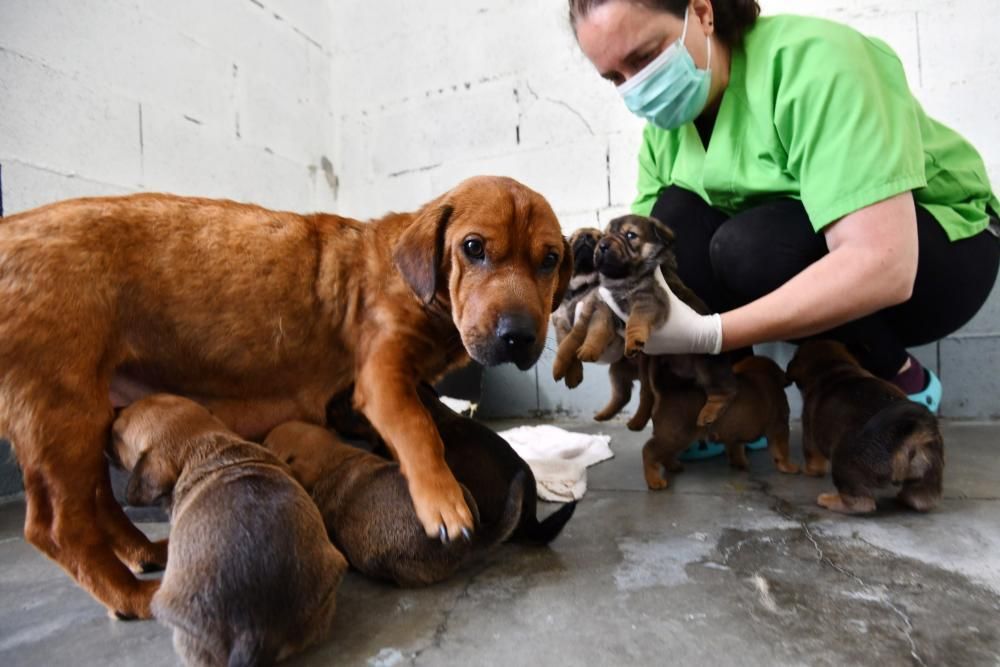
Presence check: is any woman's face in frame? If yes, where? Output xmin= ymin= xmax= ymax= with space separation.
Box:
xmin=575 ymin=0 xmax=712 ymax=87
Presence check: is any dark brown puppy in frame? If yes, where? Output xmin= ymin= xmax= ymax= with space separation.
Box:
xmin=327 ymin=384 xmax=577 ymax=545
xmin=591 ymin=214 xmax=737 ymax=427
xmin=551 ymin=228 xmax=652 ymax=426
xmin=264 ymin=421 xmax=521 ymax=587
xmin=111 ymin=395 xmax=346 ymax=664
xmin=787 ymin=341 xmax=944 ymax=514
xmin=643 ymin=356 xmax=799 ymax=490
xmin=0 ymin=176 xmax=570 ymax=616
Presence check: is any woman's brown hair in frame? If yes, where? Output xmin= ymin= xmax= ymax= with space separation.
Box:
xmin=569 ymin=0 xmax=761 ymax=48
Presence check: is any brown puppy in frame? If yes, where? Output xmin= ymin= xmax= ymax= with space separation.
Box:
xmin=551 ymin=228 xmax=651 ymax=426
xmin=590 ymin=214 xmax=736 ymax=427
xmin=264 ymin=421 xmax=521 ymax=587
xmin=326 ymin=384 xmax=577 ymax=545
xmin=642 ymin=356 xmax=799 ymax=490
xmin=0 ymin=175 xmax=570 ymax=616
xmin=787 ymin=341 xmax=944 ymax=514
xmin=111 ymin=395 xmax=346 ymax=664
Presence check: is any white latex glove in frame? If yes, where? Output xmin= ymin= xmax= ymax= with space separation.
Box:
xmin=597 ymin=267 xmax=723 ymax=355
xmin=573 ymin=301 xmax=626 ymax=365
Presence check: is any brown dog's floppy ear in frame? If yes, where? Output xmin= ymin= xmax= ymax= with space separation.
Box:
xmin=393 ymin=204 xmax=454 ymax=304
xmin=125 ymin=452 xmax=175 ymax=506
xmin=551 ymin=237 xmax=573 ymax=312
xmin=648 ymin=216 xmax=676 ymax=246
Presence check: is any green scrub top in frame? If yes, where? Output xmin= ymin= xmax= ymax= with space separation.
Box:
xmin=632 ymin=14 xmax=999 ymax=241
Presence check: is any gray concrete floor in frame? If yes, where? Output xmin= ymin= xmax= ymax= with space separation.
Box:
xmin=1 ymin=418 xmax=999 ymax=666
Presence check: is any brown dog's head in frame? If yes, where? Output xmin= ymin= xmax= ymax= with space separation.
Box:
xmin=263 ymin=421 xmax=343 ymax=492
xmin=393 ymin=176 xmax=572 ymax=370
xmin=111 ymin=394 xmax=229 ymax=506
xmin=568 ymin=227 xmax=603 ymax=276
xmin=786 ymin=340 xmax=861 ymax=389
xmin=594 ymin=214 xmax=675 ymax=280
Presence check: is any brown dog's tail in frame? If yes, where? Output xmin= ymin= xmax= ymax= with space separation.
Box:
xmin=511 ymin=473 xmax=577 ymax=546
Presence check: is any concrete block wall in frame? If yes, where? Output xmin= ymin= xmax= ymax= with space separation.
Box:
xmin=329 ymin=0 xmax=1000 ymax=420
xmin=0 ymin=0 xmax=339 ymax=216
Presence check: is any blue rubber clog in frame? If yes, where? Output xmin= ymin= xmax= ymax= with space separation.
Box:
xmin=908 ymin=368 xmax=942 ymax=414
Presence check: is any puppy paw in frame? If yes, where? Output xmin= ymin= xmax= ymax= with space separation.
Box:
xmin=626 ymin=414 xmax=649 ymax=431
xmin=817 ymin=492 xmax=875 ymax=514
xmin=624 ymin=337 xmax=645 ymax=358
xmin=775 ymin=460 xmax=801 ymax=475
xmin=804 ymin=460 xmax=828 ymax=477
xmin=132 ymin=538 xmax=168 ymax=574
xmin=645 ymin=475 xmax=669 ymax=491
xmin=109 ymin=579 xmax=159 ymax=621
xmin=565 ymin=360 xmax=584 ymax=389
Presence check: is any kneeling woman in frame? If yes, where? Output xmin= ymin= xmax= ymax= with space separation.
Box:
xmin=569 ymin=0 xmax=999 ymax=411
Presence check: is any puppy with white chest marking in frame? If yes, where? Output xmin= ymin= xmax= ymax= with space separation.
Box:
xmin=264 ymin=421 xmax=523 ymax=587
xmin=111 ymin=395 xmax=347 ymax=666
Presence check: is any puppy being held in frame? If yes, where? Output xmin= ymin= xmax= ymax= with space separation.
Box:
xmin=551 ymin=228 xmax=652 ymax=426
xmin=264 ymin=420 xmax=523 ymax=587
xmin=643 ymin=356 xmax=799 ymax=490
xmin=787 ymin=341 xmax=944 ymax=514
xmin=561 ymin=214 xmax=737 ymax=427
xmin=112 ymin=394 xmax=347 ymax=666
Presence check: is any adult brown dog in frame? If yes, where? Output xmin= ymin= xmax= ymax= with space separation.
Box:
xmin=787 ymin=341 xmax=944 ymax=514
xmin=264 ymin=421 xmax=521 ymax=587
xmin=112 ymin=395 xmax=346 ymax=663
xmin=642 ymin=356 xmax=799 ymax=490
xmin=0 ymin=176 xmax=570 ymax=618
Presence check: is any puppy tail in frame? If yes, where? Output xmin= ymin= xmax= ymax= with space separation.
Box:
xmin=228 ymin=632 xmax=279 ymax=667
xmin=870 ymin=402 xmax=945 ymax=485
xmin=472 ymin=470 xmax=526 ymax=552
xmin=512 ymin=473 xmax=577 ymax=546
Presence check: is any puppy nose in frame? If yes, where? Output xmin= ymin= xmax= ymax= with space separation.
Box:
xmin=597 ymin=241 xmax=609 ymax=253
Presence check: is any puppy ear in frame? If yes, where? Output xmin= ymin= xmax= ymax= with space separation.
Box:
xmin=648 ymin=216 xmax=675 ymax=246
xmin=125 ymin=452 xmax=175 ymax=506
xmin=551 ymin=237 xmax=573 ymax=312
xmin=393 ymin=204 xmax=454 ymax=304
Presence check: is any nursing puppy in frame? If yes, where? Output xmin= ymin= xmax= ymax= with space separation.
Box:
xmin=264 ymin=421 xmax=521 ymax=587
xmin=112 ymin=395 xmax=346 ymax=665
xmin=591 ymin=214 xmax=737 ymax=427
xmin=787 ymin=341 xmax=944 ymax=514
xmin=551 ymin=227 xmax=651 ymax=426
xmin=326 ymin=384 xmax=577 ymax=545
xmin=643 ymin=356 xmax=799 ymax=490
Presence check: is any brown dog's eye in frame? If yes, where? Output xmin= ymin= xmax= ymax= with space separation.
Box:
xmin=540 ymin=252 xmax=559 ymax=272
xmin=463 ymin=238 xmax=485 ymax=261
xmin=625 ymin=231 xmax=638 ymax=241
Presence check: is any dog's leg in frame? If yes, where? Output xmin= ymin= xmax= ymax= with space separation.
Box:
xmin=355 ymin=360 xmax=473 ymax=541
xmin=766 ymin=421 xmax=800 ymax=474
xmin=725 ymin=441 xmax=749 ymax=470
xmin=626 ymin=356 xmax=655 ymax=431
xmin=594 ymin=358 xmax=634 ymax=421
xmin=624 ymin=301 xmax=658 ymax=358
xmin=553 ymin=300 xmax=594 ymax=383
xmin=642 ymin=439 xmax=669 ymax=490
xmin=693 ymin=358 xmax=738 ymax=427
xmin=577 ymin=302 xmax=618 ymax=362
xmin=96 ymin=475 xmax=168 ymax=573
xmin=817 ymin=491 xmax=876 ymax=514
xmin=23 ymin=455 xmax=158 ymax=619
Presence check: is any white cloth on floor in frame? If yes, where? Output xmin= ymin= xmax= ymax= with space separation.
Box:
xmin=497 ymin=425 xmax=614 ymax=502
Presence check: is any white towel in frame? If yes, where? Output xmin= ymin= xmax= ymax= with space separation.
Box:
xmin=496 ymin=425 xmax=614 ymax=502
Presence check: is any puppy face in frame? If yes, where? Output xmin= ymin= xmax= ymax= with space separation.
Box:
xmin=594 ymin=214 xmax=675 ymax=280
xmin=111 ymin=394 xmax=223 ymax=505
xmin=263 ymin=421 xmax=341 ymax=491
xmin=395 ymin=176 xmax=572 ymax=370
xmin=568 ymin=227 xmax=603 ymax=276
xmin=786 ymin=340 xmax=860 ymax=388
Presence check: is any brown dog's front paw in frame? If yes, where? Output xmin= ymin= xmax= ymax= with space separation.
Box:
xmin=565 ymin=359 xmax=584 ymax=388
xmin=577 ymin=343 xmax=604 ymax=363
xmin=775 ymin=460 xmax=801 ymax=475
xmin=817 ymin=492 xmax=875 ymax=514
xmin=410 ymin=470 xmax=475 ymax=544
xmin=109 ymin=579 xmax=159 ymax=621
xmin=645 ymin=473 xmax=669 ymax=490
xmin=804 ymin=460 xmax=828 ymax=477
xmin=131 ymin=538 xmax=168 ymax=574
xmin=624 ymin=337 xmax=645 ymax=358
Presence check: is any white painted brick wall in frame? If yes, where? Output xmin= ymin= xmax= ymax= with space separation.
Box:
xmin=0 ymin=0 xmax=338 ymax=215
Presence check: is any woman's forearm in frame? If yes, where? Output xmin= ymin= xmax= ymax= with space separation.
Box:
xmin=718 ymin=192 xmax=919 ymax=350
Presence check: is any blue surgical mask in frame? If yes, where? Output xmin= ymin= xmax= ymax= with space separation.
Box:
xmin=617 ymin=7 xmax=713 ymax=131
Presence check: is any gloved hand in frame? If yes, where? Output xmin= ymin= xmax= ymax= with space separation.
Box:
xmin=597 ymin=268 xmax=723 ymax=355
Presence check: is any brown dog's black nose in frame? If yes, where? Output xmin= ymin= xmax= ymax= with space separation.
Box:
xmin=496 ymin=313 xmax=538 ymax=369
xmin=597 ymin=240 xmax=610 ymax=254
